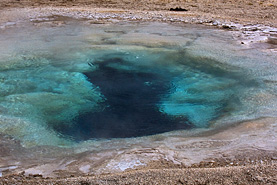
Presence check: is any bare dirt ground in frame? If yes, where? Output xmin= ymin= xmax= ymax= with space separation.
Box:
xmin=1 ymin=163 xmax=277 ymax=184
xmin=0 ymin=0 xmax=276 ymax=26
xmin=0 ymin=0 xmax=277 ymax=184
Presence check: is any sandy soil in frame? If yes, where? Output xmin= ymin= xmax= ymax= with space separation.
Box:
xmin=0 ymin=0 xmax=277 ymax=184
xmin=1 ymin=163 xmax=277 ymax=184
xmin=0 ymin=0 xmax=276 ymax=26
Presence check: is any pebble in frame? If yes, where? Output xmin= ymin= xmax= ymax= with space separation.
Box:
xmin=243 ymin=27 xmax=259 ymax=31
xmin=212 ymin=21 xmax=218 ymax=26
xmin=222 ymin=25 xmax=231 ymax=29
xmin=268 ymin=37 xmax=277 ymax=45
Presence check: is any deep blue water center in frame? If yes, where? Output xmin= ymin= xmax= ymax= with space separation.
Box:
xmin=55 ymin=58 xmax=191 ymax=140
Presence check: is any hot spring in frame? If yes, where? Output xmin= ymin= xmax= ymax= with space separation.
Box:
xmin=0 ymin=18 xmax=276 ymax=175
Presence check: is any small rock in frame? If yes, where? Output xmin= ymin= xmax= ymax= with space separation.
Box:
xmin=222 ymin=25 xmax=231 ymax=29
xmin=178 ymin=178 xmax=187 ymax=184
xmin=248 ymin=27 xmax=258 ymax=31
xmin=169 ymin=7 xmax=188 ymax=11
xmin=29 ymin=174 xmax=42 ymax=178
xmin=212 ymin=21 xmax=219 ymax=26
xmin=79 ymin=181 xmax=90 ymax=185
xmin=267 ymin=37 xmax=277 ymax=45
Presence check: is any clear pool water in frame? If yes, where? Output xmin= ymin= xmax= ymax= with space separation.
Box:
xmin=0 ymin=20 xmax=276 ymax=147
xmin=51 ymin=50 xmax=257 ymax=141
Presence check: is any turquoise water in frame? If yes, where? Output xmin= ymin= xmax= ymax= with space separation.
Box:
xmin=63 ymin=50 xmax=257 ymax=141
xmin=0 ymin=48 xmax=257 ymax=144
xmin=0 ymin=21 xmax=272 ymax=147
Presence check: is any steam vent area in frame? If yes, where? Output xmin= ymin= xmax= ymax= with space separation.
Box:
xmin=0 ymin=13 xmax=276 ymax=179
